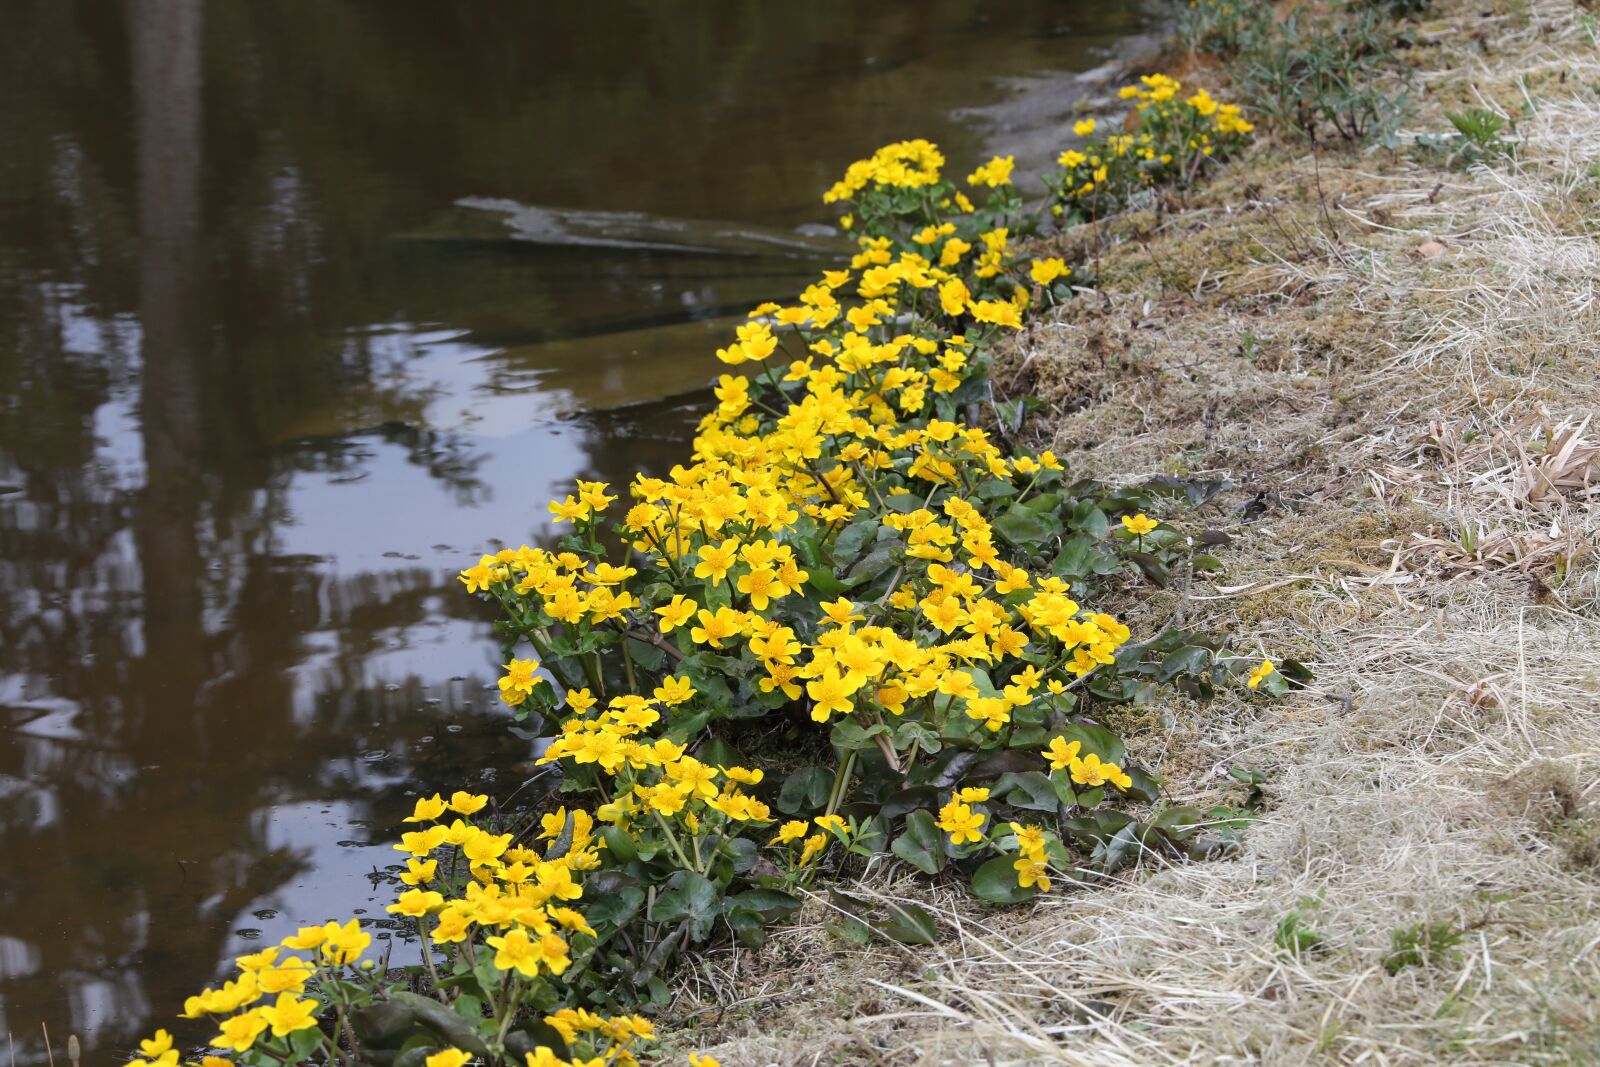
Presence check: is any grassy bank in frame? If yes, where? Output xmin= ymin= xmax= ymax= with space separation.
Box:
xmin=681 ymin=1 xmax=1600 ymax=1063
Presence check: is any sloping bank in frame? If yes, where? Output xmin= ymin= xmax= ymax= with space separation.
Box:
xmin=114 ymin=2 xmax=1598 ymax=1064
xmin=690 ymin=1 xmax=1600 ymax=1064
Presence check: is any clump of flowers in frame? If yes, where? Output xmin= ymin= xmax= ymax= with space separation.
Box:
xmin=1047 ymin=73 xmax=1254 ymax=226
xmin=454 ymin=137 xmax=1282 ymax=973
xmin=128 ymin=125 xmax=1292 ymax=1067
xmin=125 ymin=794 xmax=664 ymax=1067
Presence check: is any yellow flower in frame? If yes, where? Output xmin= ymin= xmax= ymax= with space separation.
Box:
xmin=814 ymin=814 xmax=847 ymax=835
xmin=256 ymin=958 xmax=314 ymax=995
xmin=798 ymin=833 xmax=829 ymax=866
xmin=689 ymin=606 xmax=743 ymax=648
xmin=1068 ymin=752 xmax=1131 ymax=790
xmin=819 ymin=598 xmax=864 ymax=626
xmin=805 ymin=668 xmax=857 ymax=723
xmin=1247 ymin=659 xmax=1276 ymax=689
xmin=737 ymin=564 xmax=787 ymax=610
xmin=970 ymin=299 xmax=1022 ymax=330
xmin=654 ymin=594 xmax=697 ymax=633
xmin=395 ymin=825 xmax=447 ymax=857
xmin=1030 ymin=258 xmax=1070 ymax=286
xmin=498 ymin=658 xmax=544 ymax=707
xmin=1014 ymin=855 xmax=1052 ymax=892
xmin=1044 ymin=736 xmax=1083 ymax=770
xmin=693 ymin=539 xmax=740 ymax=583
xmin=487 ymin=928 xmax=555 ymax=978
xmin=1120 ymin=513 xmax=1158 ymax=536
xmin=965 ymin=154 xmax=1015 ymax=187
xmin=448 ymin=791 xmax=489 ymax=815
xmin=690 ymin=1056 xmax=723 ymax=1067
xmin=936 ymin=801 xmax=986 ymax=845
xmin=213 ymin=1011 xmax=268 ymax=1054
xmin=1073 ymin=118 xmax=1097 ymax=136
xmin=386 ymin=889 xmax=445 ymax=918
xmin=138 ymin=1032 xmax=173 ymax=1060
xmin=1010 ymin=822 xmax=1048 ymax=857
xmin=404 ymin=794 xmax=448 ymax=823
xmin=258 ymin=993 xmax=319 ymax=1038
xmin=547 ymin=495 xmax=590 ymax=524
xmin=653 ymin=674 xmax=696 ymax=705
xmin=939 ymin=277 xmax=970 ymax=317
xmin=400 ymin=858 xmax=437 ymax=886
xmin=426 ymin=1051 xmax=473 ymax=1067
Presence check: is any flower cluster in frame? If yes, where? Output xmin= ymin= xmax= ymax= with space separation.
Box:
xmin=458 ymin=141 xmax=1181 ymax=943
xmin=125 ymin=123 xmax=1288 ymax=1067
xmin=123 ymin=794 xmax=675 ymax=1067
xmin=1048 ymin=73 xmax=1254 ymax=225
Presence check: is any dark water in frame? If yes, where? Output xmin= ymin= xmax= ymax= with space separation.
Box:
xmin=0 ymin=1 xmax=1157 ymax=1060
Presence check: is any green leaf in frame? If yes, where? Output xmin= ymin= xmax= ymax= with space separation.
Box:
xmin=724 ymin=835 xmax=760 ymax=874
xmin=806 ymin=568 xmax=848 ymax=598
xmin=1069 ymin=502 xmax=1110 ymax=538
xmin=778 ymin=767 xmax=832 ymax=814
xmin=969 ymin=750 xmax=1045 ymax=778
xmin=890 ymin=810 xmax=946 ymax=875
xmin=830 ymin=517 xmax=881 ymax=563
xmin=1053 ymin=723 xmax=1127 ymax=767
xmin=880 ymin=785 xmax=940 ymax=820
xmin=976 ymin=477 xmax=1018 ymax=500
xmin=695 ymin=737 xmax=740 ymax=771
xmin=545 ymin=810 xmax=576 ymax=861
xmin=992 ymin=771 xmax=1062 ymax=813
xmin=288 ymin=1028 xmax=325 ymax=1059
xmin=1051 ymin=535 xmax=1093 ymax=579
xmin=1158 ymin=645 xmax=1213 ymax=682
xmin=1280 ymin=658 xmax=1315 ymax=686
xmin=1147 ymin=806 xmax=1206 ymax=839
xmin=1022 ymin=491 xmax=1062 ymax=515
xmin=600 ymin=825 xmax=638 ymax=864
xmin=970 ymin=856 xmax=1037 ymax=904
xmin=662 ymin=708 xmax=711 ymax=744
xmin=881 ymin=902 xmax=939 ymax=945
xmin=724 ymin=907 xmax=767 ymax=949
xmin=653 ymin=871 xmax=719 ymax=942
xmin=1125 ymin=551 xmax=1171 ymax=588
xmin=842 ymin=543 xmax=900 ymax=588
xmin=832 ymin=717 xmax=889 ymax=750
xmin=626 ymin=635 xmax=667 ymax=672
xmin=994 ymin=504 xmax=1053 ymax=548
xmin=1122 ymin=767 xmax=1162 ymax=804
xmin=584 ymin=885 xmax=645 ymax=943
xmin=728 ymin=888 xmax=803 ymax=921
xmin=384 ymin=994 xmax=491 ymax=1057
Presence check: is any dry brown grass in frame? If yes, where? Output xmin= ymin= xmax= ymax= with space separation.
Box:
xmin=671 ymin=2 xmax=1600 ymax=1063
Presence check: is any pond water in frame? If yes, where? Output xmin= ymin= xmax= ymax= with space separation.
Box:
xmin=0 ymin=1 xmax=1158 ymax=1060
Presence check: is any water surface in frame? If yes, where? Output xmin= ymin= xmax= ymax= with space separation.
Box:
xmin=0 ymin=1 xmax=1157 ymax=1059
